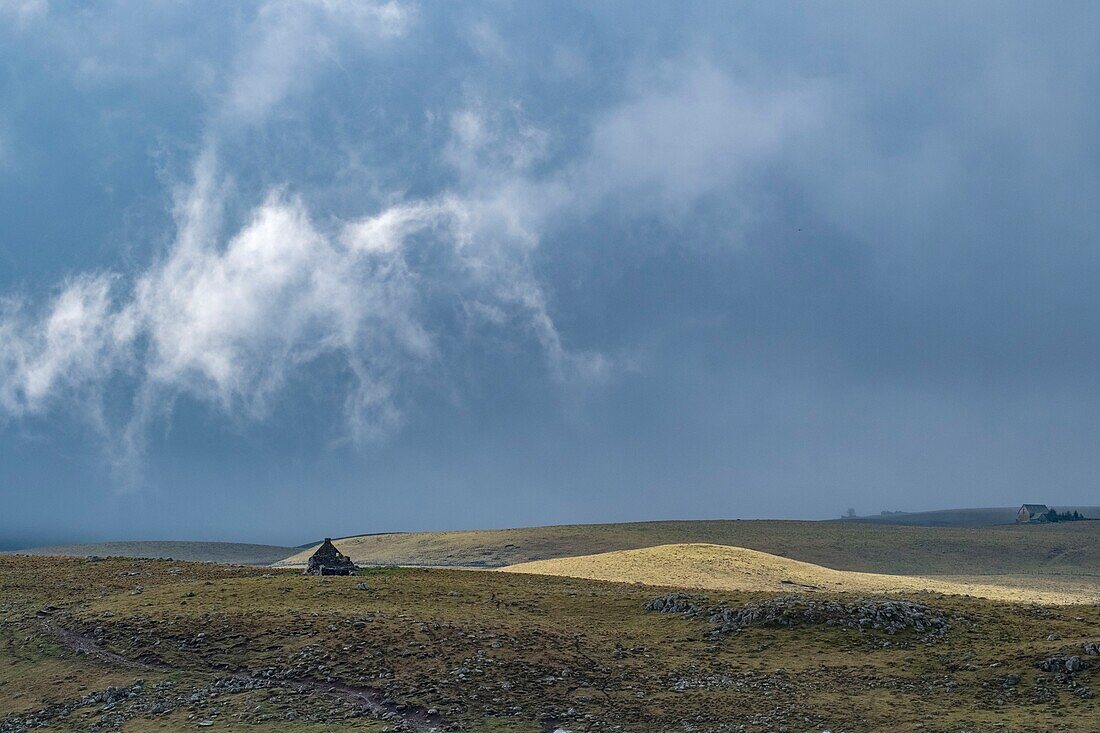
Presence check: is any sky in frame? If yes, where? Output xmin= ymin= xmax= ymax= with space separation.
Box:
xmin=1 ymin=1 xmax=1099 ymax=548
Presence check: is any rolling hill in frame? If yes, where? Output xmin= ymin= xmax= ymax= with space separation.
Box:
xmin=501 ymin=543 xmax=1100 ymax=604
xmin=10 ymin=541 xmax=295 ymax=565
xmin=276 ymin=518 xmax=1100 ymax=576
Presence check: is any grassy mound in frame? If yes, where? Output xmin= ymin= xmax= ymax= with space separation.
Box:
xmin=501 ymin=543 xmax=1100 ymax=605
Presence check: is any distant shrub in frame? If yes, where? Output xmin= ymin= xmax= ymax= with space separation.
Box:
xmin=1044 ymin=509 xmax=1090 ymax=523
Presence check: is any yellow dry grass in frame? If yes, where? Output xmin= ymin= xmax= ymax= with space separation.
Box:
xmin=500 ymin=543 xmax=1100 ymax=605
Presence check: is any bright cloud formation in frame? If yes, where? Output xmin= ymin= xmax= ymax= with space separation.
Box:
xmin=0 ymin=1 xmax=827 ymax=465
xmin=0 ymin=164 xmax=594 ymax=447
xmin=223 ymin=0 xmax=411 ymax=126
xmin=0 ymin=0 xmax=607 ymax=454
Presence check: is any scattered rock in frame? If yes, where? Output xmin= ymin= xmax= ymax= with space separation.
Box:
xmin=647 ymin=594 xmax=951 ymax=640
xmin=643 ymin=593 xmax=702 ymax=615
xmin=1039 ymin=654 xmax=1088 ymax=674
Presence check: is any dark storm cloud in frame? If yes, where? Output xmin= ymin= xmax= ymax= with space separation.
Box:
xmin=0 ymin=1 xmax=1098 ymax=544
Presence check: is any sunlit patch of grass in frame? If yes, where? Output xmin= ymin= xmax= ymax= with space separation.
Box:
xmin=500 ymin=543 xmax=1100 ymax=604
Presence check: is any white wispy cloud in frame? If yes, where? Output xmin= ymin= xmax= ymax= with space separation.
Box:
xmin=0 ymin=1 xmax=443 ymax=457
xmin=575 ymin=61 xmax=823 ymax=210
xmin=0 ymin=156 xmax=600 ymax=454
xmin=222 ymin=0 xmax=411 ymax=126
xmin=0 ymin=0 xmax=47 ymax=28
xmin=0 ymin=4 xmax=822 ymax=469
xmin=0 ymin=274 xmax=128 ymax=416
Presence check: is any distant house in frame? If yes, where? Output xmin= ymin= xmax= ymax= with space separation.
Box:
xmin=1017 ymin=504 xmax=1050 ymax=523
xmin=304 ymin=538 xmax=357 ymax=575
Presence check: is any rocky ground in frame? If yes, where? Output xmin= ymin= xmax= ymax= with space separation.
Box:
xmin=646 ymin=593 xmax=955 ymax=643
xmin=0 ymin=673 xmax=438 ymax=733
xmin=1 ymin=555 xmax=1098 ymax=732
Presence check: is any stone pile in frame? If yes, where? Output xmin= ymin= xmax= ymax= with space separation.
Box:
xmin=645 ymin=593 xmax=952 ymax=640
xmin=711 ymin=596 xmax=951 ymax=636
xmin=1039 ymin=654 xmax=1087 ymax=674
xmin=1037 ymin=652 xmax=1094 ymax=699
xmin=643 ymin=593 xmax=702 ymax=615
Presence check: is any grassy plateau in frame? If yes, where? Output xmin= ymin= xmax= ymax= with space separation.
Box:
xmin=277 ymin=519 xmax=1100 ymax=576
xmin=2 ymin=544 xmax=1099 ymax=732
xmin=9 ymin=542 xmax=297 ymax=566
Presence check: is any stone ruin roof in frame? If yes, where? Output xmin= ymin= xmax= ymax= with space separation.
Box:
xmin=305 ymin=538 xmax=357 ymax=575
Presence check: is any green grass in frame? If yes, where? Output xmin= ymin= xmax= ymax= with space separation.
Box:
xmin=116 ymin=695 xmax=389 ymax=732
xmin=2 ymin=555 xmax=1099 ymax=732
xmin=279 ymin=518 xmax=1100 ymax=576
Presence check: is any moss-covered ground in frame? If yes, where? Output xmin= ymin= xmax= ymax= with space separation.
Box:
xmin=1 ymin=555 xmax=1098 ymax=732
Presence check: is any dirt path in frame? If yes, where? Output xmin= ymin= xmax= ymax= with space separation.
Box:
xmin=38 ymin=616 xmax=447 ymax=732
xmin=41 ymin=617 xmax=156 ymax=671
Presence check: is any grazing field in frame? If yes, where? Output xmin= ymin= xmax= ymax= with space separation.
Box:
xmin=2 ymin=554 xmax=1099 ymax=732
xmin=502 ymin=543 xmax=1100 ymax=605
xmin=10 ymin=541 xmax=296 ymax=565
xmin=277 ymin=519 xmax=1100 ymax=576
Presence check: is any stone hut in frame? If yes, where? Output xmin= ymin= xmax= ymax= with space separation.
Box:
xmin=305 ymin=538 xmax=357 ymax=575
xmin=1016 ymin=504 xmax=1050 ymax=523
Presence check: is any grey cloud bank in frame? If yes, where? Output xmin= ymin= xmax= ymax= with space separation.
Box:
xmin=0 ymin=1 xmax=1098 ymax=546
